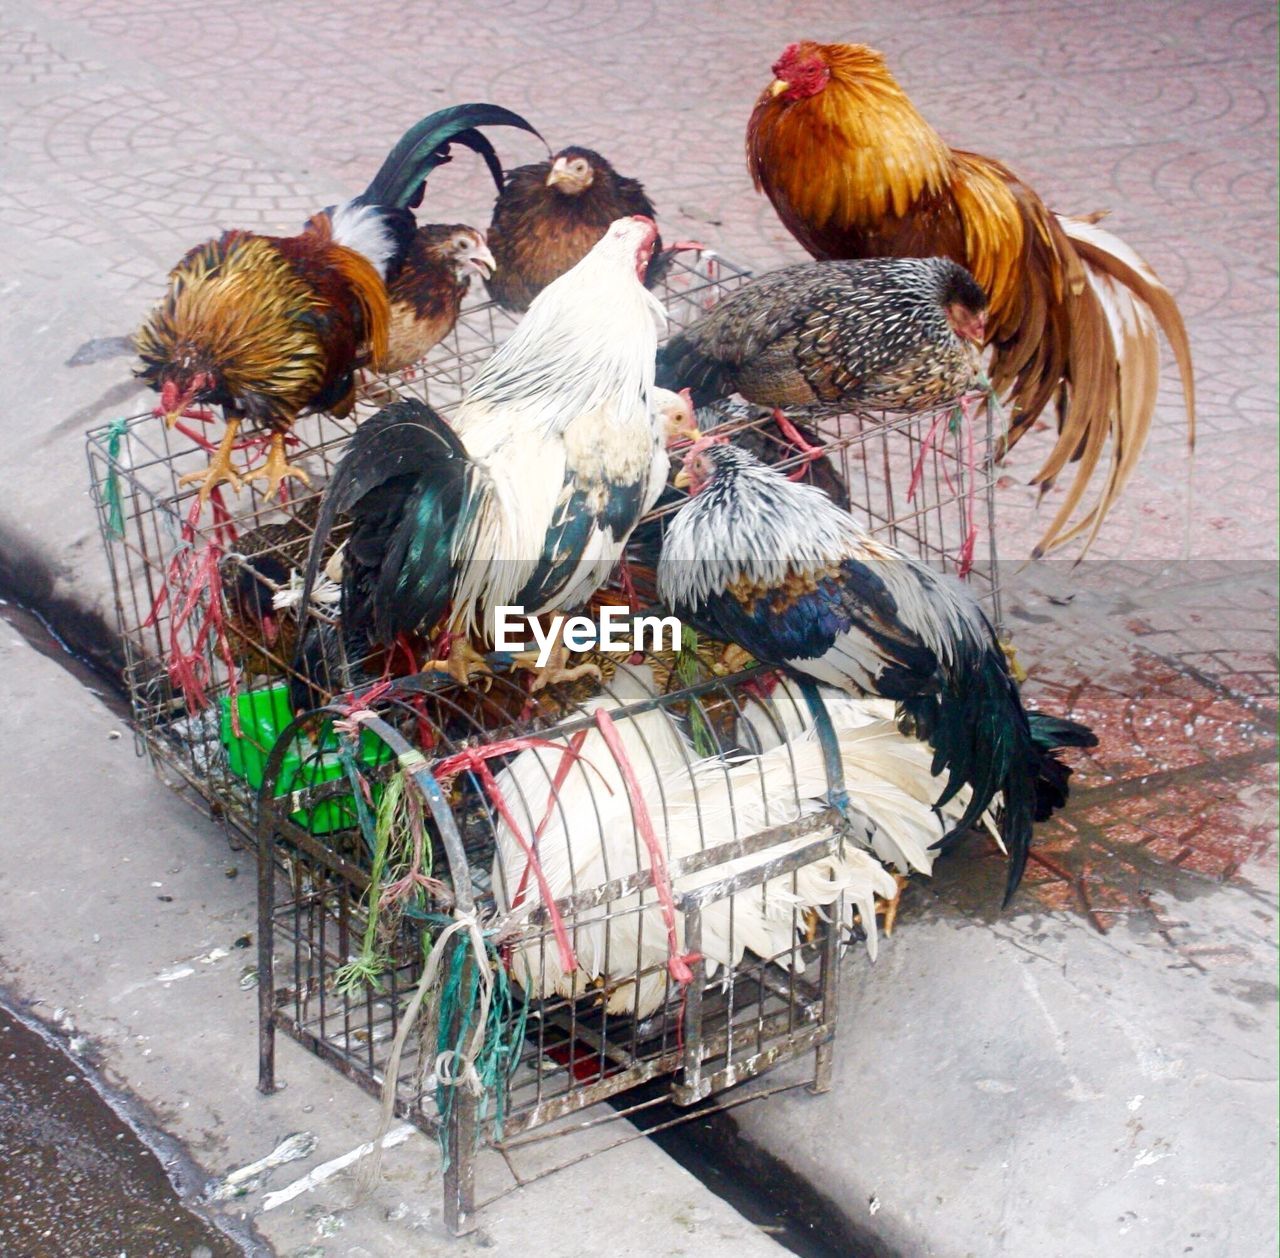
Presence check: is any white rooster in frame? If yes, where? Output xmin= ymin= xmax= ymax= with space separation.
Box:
xmin=490 ymin=663 xmax=995 ymax=1020
xmin=299 ymin=216 xmax=697 ymax=691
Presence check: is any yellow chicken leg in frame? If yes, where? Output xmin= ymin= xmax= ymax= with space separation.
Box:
xmin=511 ymin=641 xmax=602 ymax=693
xmin=424 ymin=636 xmax=493 ymax=688
xmin=875 ymin=873 xmax=912 ymax=936
xmin=177 ymin=418 xmax=244 ymax=503
xmin=246 ymin=431 xmax=312 ymax=501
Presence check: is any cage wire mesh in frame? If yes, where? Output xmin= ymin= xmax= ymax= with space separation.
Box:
xmin=86 ymin=251 xmax=1003 ymax=1230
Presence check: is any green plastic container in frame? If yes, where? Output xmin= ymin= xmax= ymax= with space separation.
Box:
xmin=219 ymin=685 xmax=393 ymax=835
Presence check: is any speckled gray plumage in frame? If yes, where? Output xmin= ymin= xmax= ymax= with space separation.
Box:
xmin=657 ymin=256 xmax=984 ymax=416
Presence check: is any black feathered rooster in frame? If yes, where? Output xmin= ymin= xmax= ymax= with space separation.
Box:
xmin=657 ymin=439 xmax=1096 ymax=903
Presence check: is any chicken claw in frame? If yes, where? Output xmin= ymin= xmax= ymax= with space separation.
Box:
xmin=424 ymin=637 xmax=493 ymax=689
xmin=246 ymin=431 xmax=312 ymax=501
xmin=510 ymin=642 xmax=602 ymax=693
xmin=177 ymin=418 xmax=244 ymax=503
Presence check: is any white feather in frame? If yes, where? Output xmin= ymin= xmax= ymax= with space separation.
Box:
xmin=327 ymin=199 xmax=399 ymax=279
xmin=447 ymin=219 xmax=668 ymax=637
xmin=490 ymin=664 xmax=988 ymax=1019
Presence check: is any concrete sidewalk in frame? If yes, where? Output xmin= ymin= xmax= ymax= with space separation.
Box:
xmin=0 ymin=629 xmax=790 ymax=1256
xmin=0 ymin=1 xmax=1276 ymax=1255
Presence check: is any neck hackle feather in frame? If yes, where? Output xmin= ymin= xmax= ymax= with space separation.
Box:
xmin=747 ymin=40 xmax=1195 ymax=556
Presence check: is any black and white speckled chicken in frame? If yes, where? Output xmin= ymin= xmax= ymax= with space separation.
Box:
xmin=655 ymin=256 xmax=987 ymax=418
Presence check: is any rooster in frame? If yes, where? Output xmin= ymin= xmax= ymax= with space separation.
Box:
xmin=747 ymin=42 xmax=1195 ymax=554
xmin=657 ymin=256 xmax=986 ymax=417
xmin=485 ymin=146 xmax=667 ymax=312
xmin=656 ymin=439 xmax=1096 ymax=903
xmin=492 ymin=663 xmax=903 ymax=1018
xmin=300 ymin=217 xmax=695 ymax=692
xmin=382 ymin=224 xmax=496 ymax=373
xmin=136 ymin=104 xmax=541 ymax=502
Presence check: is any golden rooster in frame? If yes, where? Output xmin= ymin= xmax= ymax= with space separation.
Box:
xmin=136 ymin=105 xmax=540 ymax=503
xmin=746 ymin=42 xmax=1196 ymax=555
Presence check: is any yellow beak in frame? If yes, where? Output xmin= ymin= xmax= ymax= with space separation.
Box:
xmin=163 ymin=410 xmax=182 ymax=428
xmin=674 ymin=466 xmax=692 ymax=490
xmin=768 ymin=79 xmax=789 ymax=98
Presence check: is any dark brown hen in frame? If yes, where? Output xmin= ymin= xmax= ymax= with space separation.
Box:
xmin=485 ymin=146 xmax=665 ymax=312
xmin=656 ymin=256 xmax=987 ymax=418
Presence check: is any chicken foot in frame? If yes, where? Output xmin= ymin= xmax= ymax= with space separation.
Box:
xmin=177 ymin=418 xmax=244 ymax=503
xmin=423 ymin=636 xmax=493 ymax=688
xmin=510 ymin=641 xmax=602 ymax=694
xmin=875 ymin=872 xmax=912 ymax=936
xmin=246 ymin=431 xmax=312 ymax=502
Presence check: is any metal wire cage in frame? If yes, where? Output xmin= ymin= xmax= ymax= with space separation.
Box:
xmin=255 ymin=655 xmax=878 ymax=1231
xmin=86 ymin=250 xmax=1004 ymax=1232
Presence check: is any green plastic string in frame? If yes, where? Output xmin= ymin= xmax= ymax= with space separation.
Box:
xmin=432 ymin=929 xmax=529 ymax=1165
xmin=102 ymin=417 xmax=129 ymax=540
xmin=676 ymin=625 xmax=716 ymax=757
xmin=333 ymin=766 xmax=403 ymax=995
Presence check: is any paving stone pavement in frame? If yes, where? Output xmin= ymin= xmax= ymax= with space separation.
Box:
xmin=0 ymin=1 xmax=1276 ymax=1254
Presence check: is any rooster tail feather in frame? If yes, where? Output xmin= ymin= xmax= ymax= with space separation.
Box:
xmin=447 ymin=128 xmax=507 ymax=193
xmin=1027 ymin=711 xmax=1098 ymax=751
xmin=1028 ymin=216 xmax=1196 ymax=556
xmin=999 ymin=764 xmax=1036 ymax=906
xmin=920 ymin=646 xmax=1037 ymax=896
xmin=293 ymin=399 xmax=466 ymax=674
xmin=359 ymin=104 xmax=544 ymax=211
xmin=1026 ymin=710 xmax=1097 ymax=824
xmin=1062 ymin=214 xmax=1196 ymax=448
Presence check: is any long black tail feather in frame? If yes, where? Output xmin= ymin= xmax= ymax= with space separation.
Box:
xmin=1028 ymin=710 xmax=1098 ymax=821
xmin=358 ymin=104 xmax=544 ymax=210
xmin=919 ymin=661 xmax=1098 ymax=905
xmin=292 ymin=399 xmax=472 ymax=686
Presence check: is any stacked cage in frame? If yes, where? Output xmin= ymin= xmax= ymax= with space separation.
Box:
xmin=87 ymin=252 xmax=1002 ymax=1230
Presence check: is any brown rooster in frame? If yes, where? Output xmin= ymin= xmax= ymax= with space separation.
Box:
xmin=136 ymin=104 xmax=541 ymax=503
xmin=383 ymin=224 xmax=495 ymax=373
xmin=484 ymin=146 xmax=667 ymax=312
xmin=747 ymin=42 xmax=1195 ymax=554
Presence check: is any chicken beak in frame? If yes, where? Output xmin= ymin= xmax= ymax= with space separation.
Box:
xmin=674 ymin=466 xmax=693 ymax=490
xmin=468 ymin=242 xmax=496 ymax=280
xmin=163 ymin=409 xmax=183 ymax=428
xmin=545 ymin=158 xmax=568 ymax=188
xmin=768 ymin=79 xmax=789 ymax=98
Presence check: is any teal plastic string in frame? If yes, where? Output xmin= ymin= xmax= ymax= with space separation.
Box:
xmin=432 ymin=927 xmax=529 ymax=1167
xmin=102 ymin=417 xmax=129 ymax=539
